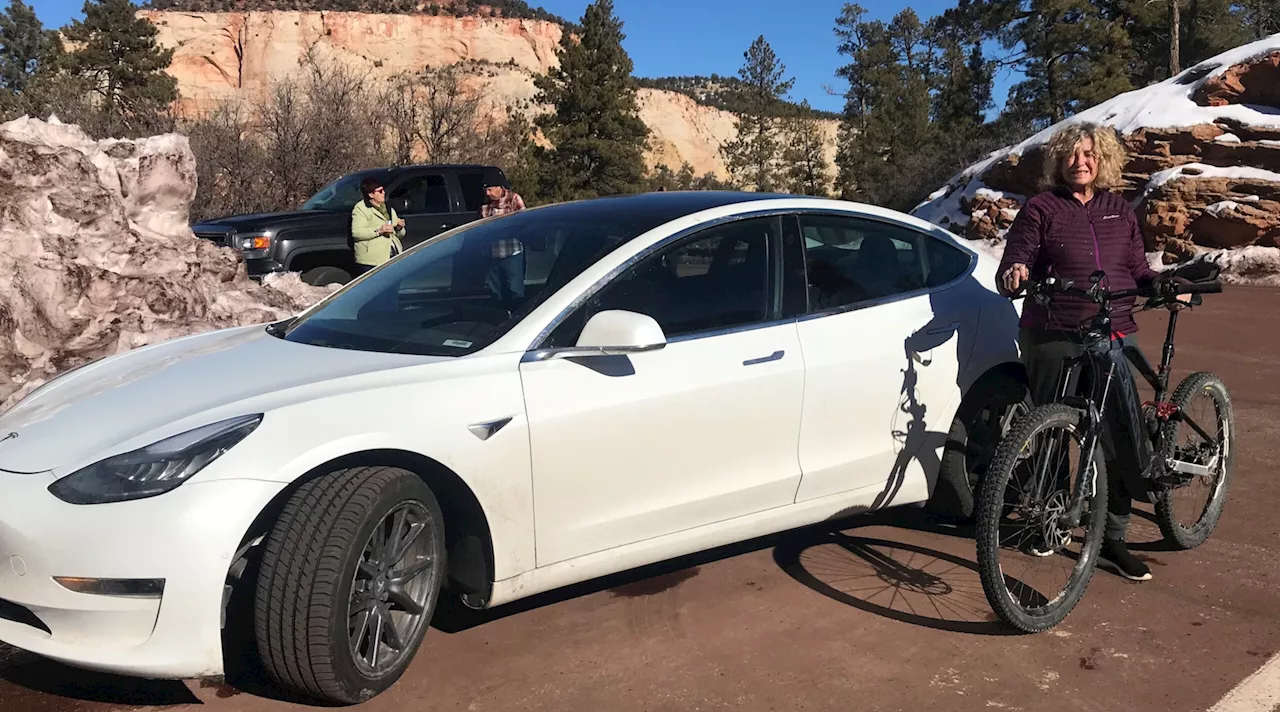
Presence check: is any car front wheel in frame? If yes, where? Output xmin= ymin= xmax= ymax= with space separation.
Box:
xmin=253 ymin=466 xmax=446 ymax=705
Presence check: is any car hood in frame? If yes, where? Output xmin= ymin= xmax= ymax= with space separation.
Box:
xmin=195 ymin=210 xmax=344 ymax=231
xmin=0 ymin=325 xmax=445 ymax=474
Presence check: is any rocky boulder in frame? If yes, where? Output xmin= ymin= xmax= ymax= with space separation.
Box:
xmin=0 ymin=116 xmax=334 ymax=411
xmin=913 ymin=36 xmax=1280 ymax=282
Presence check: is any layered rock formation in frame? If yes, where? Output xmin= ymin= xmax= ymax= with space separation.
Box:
xmin=913 ymin=35 xmax=1280 ymax=284
xmin=0 ymin=116 xmax=334 ymax=411
xmin=140 ymin=10 xmax=839 ymax=183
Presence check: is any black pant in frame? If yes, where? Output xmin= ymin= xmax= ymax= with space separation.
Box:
xmin=1018 ymin=328 xmax=1138 ymax=542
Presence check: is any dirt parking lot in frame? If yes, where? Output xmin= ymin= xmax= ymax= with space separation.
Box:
xmin=3 ymin=285 xmax=1279 ymax=712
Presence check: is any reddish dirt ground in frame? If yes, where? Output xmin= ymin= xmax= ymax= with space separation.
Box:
xmin=2 ymin=285 xmax=1278 ymax=712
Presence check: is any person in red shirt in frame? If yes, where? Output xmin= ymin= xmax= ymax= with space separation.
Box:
xmin=998 ymin=122 xmax=1188 ymax=582
xmin=477 ymin=182 xmax=528 ymax=308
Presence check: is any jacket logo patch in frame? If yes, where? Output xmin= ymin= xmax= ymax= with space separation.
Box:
xmin=1102 ymin=214 xmax=1120 ymax=220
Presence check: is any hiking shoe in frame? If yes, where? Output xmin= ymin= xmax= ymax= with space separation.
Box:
xmin=1099 ymin=539 xmax=1152 ymax=581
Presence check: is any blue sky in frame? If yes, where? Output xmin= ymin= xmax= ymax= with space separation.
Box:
xmin=31 ymin=0 xmax=1018 ymax=114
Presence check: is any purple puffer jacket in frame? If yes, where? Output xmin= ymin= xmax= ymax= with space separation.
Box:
xmin=998 ymin=187 xmax=1160 ymax=335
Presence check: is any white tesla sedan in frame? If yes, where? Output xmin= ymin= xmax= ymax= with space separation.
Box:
xmin=0 ymin=192 xmax=1025 ymax=704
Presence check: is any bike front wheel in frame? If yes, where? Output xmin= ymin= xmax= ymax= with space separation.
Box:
xmin=1155 ymin=371 xmax=1236 ymax=550
xmin=976 ymin=403 xmax=1109 ymax=633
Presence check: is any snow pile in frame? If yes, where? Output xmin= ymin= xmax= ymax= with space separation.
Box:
xmin=1187 ymin=246 xmax=1280 ymax=286
xmin=0 ymin=116 xmax=335 ymax=410
xmin=912 ymin=33 xmax=1280 ymax=285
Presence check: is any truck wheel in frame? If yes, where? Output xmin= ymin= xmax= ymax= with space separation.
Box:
xmin=301 ymin=266 xmax=351 ymax=287
xmin=253 ymin=466 xmax=446 ymax=705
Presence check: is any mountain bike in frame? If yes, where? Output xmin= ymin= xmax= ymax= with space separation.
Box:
xmin=974 ymin=266 xmax=1235 ymax=633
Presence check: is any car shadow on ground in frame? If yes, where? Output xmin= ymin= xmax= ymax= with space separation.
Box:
xmin=430 ymin=506 xmax=1016 ymax=639
xmin=0 ymin=645 xmax=202 ymax=709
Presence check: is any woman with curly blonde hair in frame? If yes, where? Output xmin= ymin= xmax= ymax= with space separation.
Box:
xmin=996 ymin=121 xmax=1189 ymax=583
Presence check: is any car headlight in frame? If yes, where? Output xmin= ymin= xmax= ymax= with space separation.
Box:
xmin=233 ymin=231 xmax=273 ymax=259
xmin=48 ymin=414 xmax=263 ymax=505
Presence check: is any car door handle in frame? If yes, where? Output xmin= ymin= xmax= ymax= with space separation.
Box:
xmin=926 ymin=321 xmax=960 ymax=335
xmin=743 ymin=350 xmax=785 ymax=366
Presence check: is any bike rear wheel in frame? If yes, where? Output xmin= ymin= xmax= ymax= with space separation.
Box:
xmin=1155 ymin=371 xmax=1235 ymax=550
xmin=976 ymin=403 xmax=1108 ymax=633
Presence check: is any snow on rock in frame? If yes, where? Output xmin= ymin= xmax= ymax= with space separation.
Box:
xmin=0 ymin=116 xmax=335 ymax=411
xmin=912 ymin=33 xmax=1280 ymax=286
xmin=1205 ymin=200 xmax=1242 ymax=216
xmin=1187 ymin=246 xmax=1280 ymax=286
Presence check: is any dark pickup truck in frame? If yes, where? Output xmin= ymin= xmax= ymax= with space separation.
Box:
xmin=192 ymin=164 xmax=511 ymax=286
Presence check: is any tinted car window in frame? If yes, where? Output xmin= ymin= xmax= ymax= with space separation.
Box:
xmin=458 ymin=172 xmax=486 ymax=213
xmin=547 ymin=216 xmax=777 ymax=347
xmin=923 ymin=233 xmax=972 ymax=287
xmin=801 ymin=214 xmax=935 ymax=310
xmin=391 ymin=174 xmax=450 ymax=214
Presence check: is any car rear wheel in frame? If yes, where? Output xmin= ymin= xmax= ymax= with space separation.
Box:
xmin=929 ymin=372 xmax=1030 ymax=523
xmin=253 ymin=466 xmax=446 ymax=705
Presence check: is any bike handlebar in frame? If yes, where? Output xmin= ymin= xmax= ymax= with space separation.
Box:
xmin=1012 ymin=273 xmax=1222 ymax=304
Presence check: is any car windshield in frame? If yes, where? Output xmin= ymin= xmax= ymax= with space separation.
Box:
xmin=275 ymin=207 xmax=659 ymax=356
xmin=301 ymin=171 xmax=385 ymax=212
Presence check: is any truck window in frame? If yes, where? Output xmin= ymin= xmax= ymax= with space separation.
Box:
xmin=391 ymin=174 xmax=451 ymax=214
xmin=458 ymin=172 xmax=486 ymax=213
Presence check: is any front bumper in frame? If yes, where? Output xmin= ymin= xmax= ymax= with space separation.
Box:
xmin=243 ymin=257 xmax=285 ymax=279
xmin=0 ymin=475 xmax=285 ymax=678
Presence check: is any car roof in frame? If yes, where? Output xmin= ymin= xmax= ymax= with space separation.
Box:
xmin=505 ymin=190 xmax=813 ymax=224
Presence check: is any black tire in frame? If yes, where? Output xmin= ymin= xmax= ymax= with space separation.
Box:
xmin=301 ymin=266 xmax=352 ymax=287
xmin=929 ymin=373 xmax=1031 ymax=522
xmin=253 ymin=466 xmax=446 ymax=705
xmin=975 ymin=403 xmax=1107 ymax=633
xmin=1154 ymin=371 xmax=1235 ymax=550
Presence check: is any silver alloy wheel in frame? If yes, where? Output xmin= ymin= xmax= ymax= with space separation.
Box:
xmin=347 ymin=501 xmax=439 ymax=676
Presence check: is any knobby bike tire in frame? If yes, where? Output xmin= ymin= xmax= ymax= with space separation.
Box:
xmin=975 ymin=403 xmax=1108 ymax=634
xmin=1154 ymin=371 xmax=1236 ymax=550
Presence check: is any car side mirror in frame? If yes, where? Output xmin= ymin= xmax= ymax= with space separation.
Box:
xmin=391 ymin=197 xmax=410 ymax=214
xmin=574 ymin=310 xmax=667 ymax=354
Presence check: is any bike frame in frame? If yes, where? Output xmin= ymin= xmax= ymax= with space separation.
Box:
xmin=1025 ymin=276 xmax=1219 ymax=529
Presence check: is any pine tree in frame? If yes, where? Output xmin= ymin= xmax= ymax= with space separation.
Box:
xmin=780 ymin=101 xmax=830 ymax=196
xmin=1100 ymin=0 xmax=1251 ymax=85
xmin=981 ymin=0 xmax=1135 ymax=129
xmin=531 ymin=0 xmax=649 ymax=201
xmin=834 ymin=5 xmax=937 ymax=210
xmin=1240 ymin=0 xmax=1280 ymax=38
xmin=720 ymin=35 xmax=794 ymax=192
xmin=60 ymin=0 xmax=178 ymax=136
xmin=0 ymin=0 xmax=58 ymax=94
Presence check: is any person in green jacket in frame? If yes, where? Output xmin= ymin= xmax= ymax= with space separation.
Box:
xmin=350 ymin=177 xmax=405 ymax=276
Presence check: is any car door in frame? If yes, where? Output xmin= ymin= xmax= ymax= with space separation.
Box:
xmin=518 ymin=215 xmax=806 ymax=567
xmin=388 ymin=172 xmax=465 ymax=249
xmin=788 ymin=212 xmax=978 ymax=506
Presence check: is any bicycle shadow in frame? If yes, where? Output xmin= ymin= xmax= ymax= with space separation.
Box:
xmin=775 ymin=507 xmax=1029 ymax=636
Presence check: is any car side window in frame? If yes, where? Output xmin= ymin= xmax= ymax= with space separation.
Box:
xmin=391 ymin=174 xmax=451 ymax=214
xmin=800 ymin=214 xmax=941 ymax=311
xmin=545 ymin=216 xmax=778 ymax=348
xmin=923 ymin=233 xmax=972 ymax=287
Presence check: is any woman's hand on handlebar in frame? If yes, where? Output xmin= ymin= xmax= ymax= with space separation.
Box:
xmin=1001 ymin=263 xmax=1029 ymax=295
